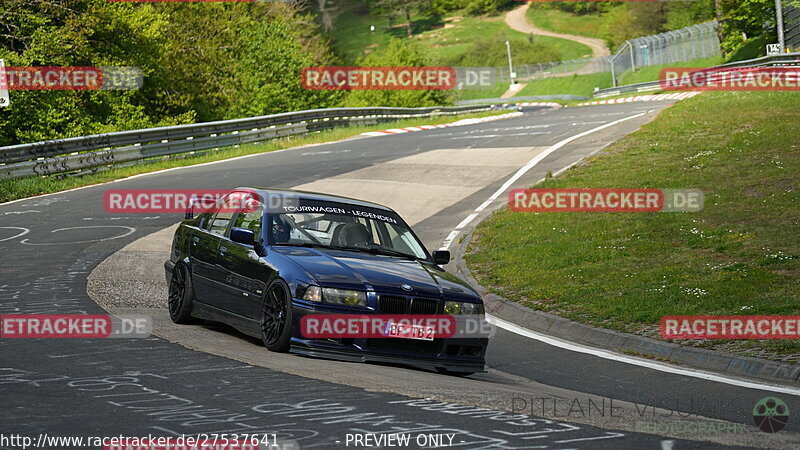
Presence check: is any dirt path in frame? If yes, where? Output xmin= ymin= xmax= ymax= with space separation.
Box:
xmin=498 ymin=4 xmax=610 ymax=97
xmin=505 ymin=3 xmax=610 ymax=58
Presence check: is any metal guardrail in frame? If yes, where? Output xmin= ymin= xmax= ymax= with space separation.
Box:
xmin=593 ymin=53 xmax=800 ymax=98
xmin=594 ymin=81 xmax=662 ymax=98
xmin=0 ymin=105 xmax=508 ymax=179
xmin=456 ymin=95 xmax=587 ymax=105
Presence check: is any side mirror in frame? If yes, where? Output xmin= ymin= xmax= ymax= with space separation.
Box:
xmin=185 ymin=197 xmax=197 ymax=220
xmin=432 ymin=250 xmax=450 ymax=265
xmin=230 ymin=227 xmax=255 ymax=246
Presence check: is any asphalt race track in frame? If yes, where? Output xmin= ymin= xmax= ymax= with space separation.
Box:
xmin=2 ymin=103 xmax=799 ymax=449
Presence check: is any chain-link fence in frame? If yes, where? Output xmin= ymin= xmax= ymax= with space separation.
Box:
xmin=786 ymin=5 xmax=800 ymax=51
xmin=509 ymin=21 xmax=721 ymax=87
xmin=611 ymin=21 xmax=721 ymax=85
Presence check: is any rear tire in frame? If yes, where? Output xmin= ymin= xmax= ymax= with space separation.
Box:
xmin=435 ymin=367 xmax=476 ymax=377
xmin=261 ymin=279 xmax=293 ymax=352
xmin=168 ymin=263 xmax=195 ymax=324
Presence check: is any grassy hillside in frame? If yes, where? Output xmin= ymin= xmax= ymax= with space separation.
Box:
xmin=517 ymin=73 xmax=613 ymax=98
xmin=327 ymin=2 xmax=591 ymax=66
xmin=618 ymin=56 xmax=723 ymax=85
xmin=467 ymin=91 xmax=800 ymax=361
xmin=526 ymin=8 xmax=607 ymax=39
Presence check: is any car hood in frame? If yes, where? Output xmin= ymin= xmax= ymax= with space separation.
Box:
xmin=273 ymin=247 xmax=479 ymax=302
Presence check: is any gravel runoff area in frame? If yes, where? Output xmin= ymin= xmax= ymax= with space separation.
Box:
xmin=87 ymin=224 xmax=178 ymax=310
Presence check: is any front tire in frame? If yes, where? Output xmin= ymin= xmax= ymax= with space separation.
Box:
xmin=168 ymin=263 xmax=195 ymax=324
xmin=261 ymin=279 xmax=293 ymax=352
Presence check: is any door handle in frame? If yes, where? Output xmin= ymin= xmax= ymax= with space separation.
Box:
xmin=219 ymin=245 xmax=228 ymax=255
xmin=191 ymin=236 xmax=199 ymax=246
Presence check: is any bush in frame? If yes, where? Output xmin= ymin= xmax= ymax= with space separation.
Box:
xmin=0 ymin=1 xmax=341 ymax=145
xmin=462 ymin=0 xmax=517 ymax=16
xmin=724 ymin=36 xmax=768 ymax=62
xmin=344 ymin=39 xmax=455 ymax=107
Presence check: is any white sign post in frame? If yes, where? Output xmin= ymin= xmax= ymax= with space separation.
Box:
xmin=0 ymin=59 xmax=9 ymax=108
xmin=767 ymin=43 xmax=782 ymax=55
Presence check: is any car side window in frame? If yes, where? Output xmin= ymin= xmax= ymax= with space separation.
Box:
xmin=208 ymin=193 xmax=237 ymax=236
xmin=209 ymin=211 xmax=234 ymax=236
xmin=231 ymin=197 xmax=264 ymax=242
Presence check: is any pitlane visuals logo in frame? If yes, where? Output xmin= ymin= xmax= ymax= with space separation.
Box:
xmin=753 ymin=397 xmax=790 ymax=433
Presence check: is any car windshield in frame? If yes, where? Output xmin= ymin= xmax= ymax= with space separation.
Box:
xmin=268 ymin=200 xmax=428 ymax=260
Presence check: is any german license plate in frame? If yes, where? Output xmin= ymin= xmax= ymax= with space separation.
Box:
xmin=383 ymin=321 xmax=434 ymax=341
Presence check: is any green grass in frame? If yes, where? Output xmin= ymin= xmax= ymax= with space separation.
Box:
xmin=414 ymin=15 xmax=501 ymax=63
xmin=531 ymin=35 xmax=594 ymax=61
xmin=467 ymin=91 xmax=800 ymax=359
xmin=327 ymin=0 xmax=444 ymax=64
xmin=526 ymin=8 xmax=608 ymax=39
xmin=0 ymin=111 xmax=507 ymax=203
xmin=328 ymin=3 xmax=592 ymax=66
xmin=517 ymin=72 xmax=613 ymax=97
xmin=456 ymin=82 xmax=513 ymax=101
xmin=617 ymin=56 xmax=724 ymax=86
xmin=507 ymin=56 xmax=723 ymax=98
xmin=414 ymin=15 xmax=592 ymax=64
xmin=725 ymin=36 xmax=768 ymax=63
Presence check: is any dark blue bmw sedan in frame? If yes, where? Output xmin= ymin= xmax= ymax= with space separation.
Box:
xmin=165 ymin=188 xmax=488 ymax=376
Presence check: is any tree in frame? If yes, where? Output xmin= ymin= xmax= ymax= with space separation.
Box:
xmin=0 ymin=0 xmax=342 ymax=145
xmin=369 ymin=0 xmax=432 ymax=37
xmin=717 ymin=0 xmax=778 ymax=53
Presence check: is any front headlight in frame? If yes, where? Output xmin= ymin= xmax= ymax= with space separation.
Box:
xmin=303 ymin=286 xmax=367 ymax=307
xmin=323 ymin=288 xmax=367 ymax=307
xmin=302 ymin=285 xmax=322 ymax=302
xmin=444 ymin=300 xmax=484 ymax=315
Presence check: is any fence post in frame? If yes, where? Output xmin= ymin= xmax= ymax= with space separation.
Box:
xmin=611 ymin=55 xmax=617 ymax=87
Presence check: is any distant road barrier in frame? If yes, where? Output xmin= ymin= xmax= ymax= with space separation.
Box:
xmin=0 ymin=105 xmax=511 ymax=179
xmin=594 ymin=53 xmax=800 ymax=98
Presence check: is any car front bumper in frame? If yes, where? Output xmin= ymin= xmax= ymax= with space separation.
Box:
xmin=288 ymin=300 xmax=488 ymax=373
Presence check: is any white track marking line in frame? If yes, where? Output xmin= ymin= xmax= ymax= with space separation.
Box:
xmin=488 ymin=314 xmax=800 ymax=396
xmin=440 ymin=112 xmax=645 ymax=250
xmin=0 ymin=227 xmax=30 ymax=242
xmin=20 ymin=225 xmax=136 ymax=245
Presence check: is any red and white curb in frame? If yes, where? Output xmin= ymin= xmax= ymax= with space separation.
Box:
xmin=515 ymin=102 xmax=563 ymax=108
xmin=361 ymin=111 xmax=524 ymax=137
xmin=578 ymin=92 xmax=701 ymax=106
